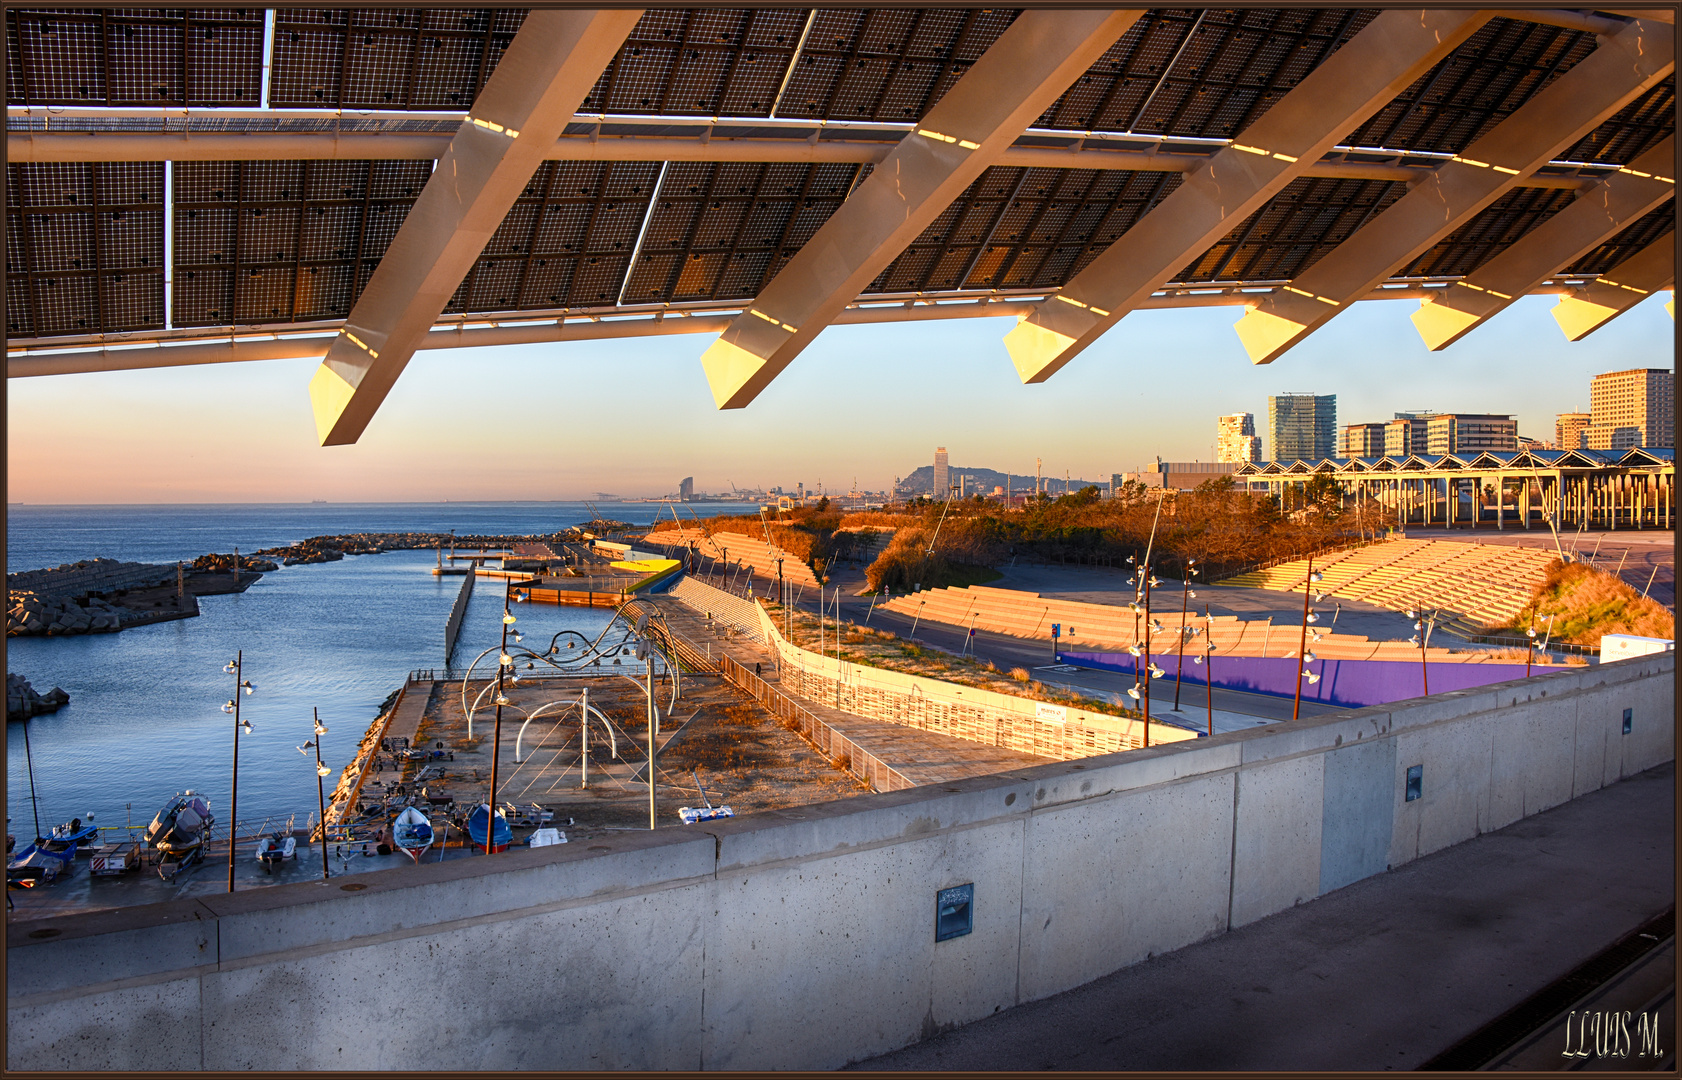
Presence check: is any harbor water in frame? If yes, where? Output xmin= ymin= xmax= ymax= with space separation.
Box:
xmin=5 ymin=502 xmax=731 ymax=840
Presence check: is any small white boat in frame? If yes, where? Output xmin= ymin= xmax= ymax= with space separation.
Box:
xmin=255 ymin=833 xmax=297 ymax=873
xmin=392 ymin=806 xmax=434 ymax=864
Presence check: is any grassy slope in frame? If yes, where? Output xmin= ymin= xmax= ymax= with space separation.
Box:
xmin=1508 ymin=560 xmax=1674 ymax=646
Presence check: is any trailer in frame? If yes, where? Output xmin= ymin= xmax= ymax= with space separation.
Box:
xmin=90 ymin=841 xmax=141 ymax=876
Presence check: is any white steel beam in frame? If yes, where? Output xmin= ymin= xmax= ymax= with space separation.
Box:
xmin=1412 ymin=135 xmax=1675 ymax=350
xmin=1232 ymin=16 xmax=1673 ymax=365
xmin=14 ymin=280 xmax=1586 ymax=379
xmin=696 ymin=8 xmax=1146 ymax=410
xmin=1550 ymin=232 xmax=1675 ymax=338
xmin=306 ymin=9 xmax=643 ymax=445
xmin=2 ymin=129 xmax=1610 ymax=194
xmin=1002 ymin=8 xmax=1493 ymax=385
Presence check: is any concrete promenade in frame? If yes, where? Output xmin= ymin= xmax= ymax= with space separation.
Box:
xmin=857 ymin=758 xmax=1675 ymax=1071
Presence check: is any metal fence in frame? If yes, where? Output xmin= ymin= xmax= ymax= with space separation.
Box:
xmin=716 ymin=654 xmax=914 ymax=793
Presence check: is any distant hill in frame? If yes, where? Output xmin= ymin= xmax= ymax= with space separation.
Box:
xmin=898 ymin=464 xmax=1107 ymax=497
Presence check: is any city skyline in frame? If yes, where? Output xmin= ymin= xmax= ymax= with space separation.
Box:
xmin=8 ymin=292 xmax=1674 ymax=504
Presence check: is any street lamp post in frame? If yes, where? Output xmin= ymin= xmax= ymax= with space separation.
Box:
xmin=485 ymin=582 xmax=515 ymax=855
xmin=1292 ymin=559 xmax=1324 ymax=721
xmin=222 ymin=651 xmax=255 ymax=892
xmin=1406 ymin=602 xmax=1438 ymax=696
xmin=1173 ymin=560 xmax=1199 ymax=710
xmin=1203 ymin=605 xmax=1216 ymax=736
xmin=300 ymin=708 xmax=332 ymax=882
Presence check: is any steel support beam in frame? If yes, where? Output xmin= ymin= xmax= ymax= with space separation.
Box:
xmin=305 ymin=9 xmax=643 ymax=445
xmin=1002 ymin=9 xmax=1493 ymax=384
xmin=1232 ymin=17 xmax=1673 ymax=365
xmin=3 ymin=131 xmax=1609 ymax=192
xmin=1550 ymin=232 xmax=1676 ymax=338
xmin=10 ymin=281 xmax=1582 ymax=379
xmin=696 ymin=8 xmax=1145 ymax=410
xmin=1412 ymin=135 xmax=1675 ymax=349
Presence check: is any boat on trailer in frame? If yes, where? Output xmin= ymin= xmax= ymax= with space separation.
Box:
xmin=392 ymin=806 xmax=434 ymax=864
xmin=144 ymin=792 xmax=214 ymax=882
xmin=465 ymin=804 xmax=511 ymax=853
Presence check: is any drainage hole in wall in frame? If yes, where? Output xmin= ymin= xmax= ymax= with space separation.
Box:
xmin=27 ymin=928 xmax=61 ymax=939
xmin=340 ymin=883 xmax=368 ymax=892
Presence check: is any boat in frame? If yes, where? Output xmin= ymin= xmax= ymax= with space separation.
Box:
xmin=392 ymin=806 xmax=434 ymax=864
xmin=7 ymin=841 xmax=75 ymax=887
xmin=41 ymin=815 xmax=99 ymax=855
xmin=465 ymin=804 xmax=511 ymax=853
xmin=144 ymin=792 xmax=214 ymax=882
xmin=255 ymin=833 xmax=297 ymax=873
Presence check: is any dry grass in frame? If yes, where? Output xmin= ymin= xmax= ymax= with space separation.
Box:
xmin=1507 ymin=560 xmax=1675 ymax=646
xmin=773 ymin=605 xmax=1139 ymax=719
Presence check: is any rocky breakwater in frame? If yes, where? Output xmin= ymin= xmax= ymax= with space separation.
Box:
xmin=255 ymin=532 xmax=445 ymax=565
xmin=7 ymin=590 xmax=130 ymax=636
xmin=7 ymin=673 xmax=68 ymax=720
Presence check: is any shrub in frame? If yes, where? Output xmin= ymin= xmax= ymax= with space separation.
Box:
xmin=1010 ymin=667 xmax=1031 ymax=682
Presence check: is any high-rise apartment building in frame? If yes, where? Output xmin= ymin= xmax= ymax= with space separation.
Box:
xmin=1340 ymin=423 xmax=1386 ymax=458
xmin=933 ymin=447 xmax=949 ymax=498
xmin=1268 ymin=394 xmax=1336 ymax=461
xmin=1216 ymin=413 xmax=1262 ymax=463
xmin=1583 ymin=369 xmax=1674 ymax=449
xmin=1556 ymin=412 xmax=1591 ymax=451
xmin=1425 ymin=413 xmax=1518 ymax=455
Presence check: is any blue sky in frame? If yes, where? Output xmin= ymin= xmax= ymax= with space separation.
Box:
xmin=7 ymin=290 xmax=1673 ymax=503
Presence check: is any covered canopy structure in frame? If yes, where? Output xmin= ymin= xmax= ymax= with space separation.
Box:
xmin=5 ymin=6 xmax=1674 ymax=443
xmin=1233 ymin=446 xmax=1676 ymax=531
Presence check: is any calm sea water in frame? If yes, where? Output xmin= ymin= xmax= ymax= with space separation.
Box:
xmin=4 ymin=502 xmax=733 ymax=840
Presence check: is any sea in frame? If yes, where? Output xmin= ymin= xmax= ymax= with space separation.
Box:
xmin=5 ymin=502 xmax=736 ymax=841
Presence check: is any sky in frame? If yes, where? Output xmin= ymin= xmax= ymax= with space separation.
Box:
xmin=6 ymin=291 xmax=1675 ymax=504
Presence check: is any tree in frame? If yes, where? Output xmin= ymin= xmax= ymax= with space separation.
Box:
xmin=1303 ymin=472 xmax=1344 ymax=523
xmin=816 ymin=495 xmax=830 ymax=511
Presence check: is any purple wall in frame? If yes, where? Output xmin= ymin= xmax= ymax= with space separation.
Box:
xmin=1055 ymin=649 xmax=1534 ymax=709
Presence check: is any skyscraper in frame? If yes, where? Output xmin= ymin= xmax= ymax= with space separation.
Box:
xmin=1555 ymin=412 xmax=1591 ymax=451
xmin=1582 ymin=369 xmax=1674 ymax=449
xmin=933 ymin=447 xmax=949 ymax=499
xmin=679 ymin=476 xmax=694 ymax=502
xmin=1216 ymin=413 xmax=1262 ymax=463
xmin=1268 ymin=394 xmax=1336 ymax=461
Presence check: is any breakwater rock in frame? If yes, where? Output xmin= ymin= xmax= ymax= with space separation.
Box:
xmin=8 ymin=590 xmax=131 ymax=636
xmin=255 ymin=532 xmax=444 ymax=565
xmin=7 ymin=673 xmax=68 ymax=720
xmin=191 ymin=553 xmax=280 ymax=574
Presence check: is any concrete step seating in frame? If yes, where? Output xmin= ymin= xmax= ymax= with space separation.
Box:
xmin=1221 ymin=538 xmax=1557 ymax=634
xmin=639 ymin=527 xmax=820 ymax=589
xmin=878 ymin=585 xmax=1496 ymax=663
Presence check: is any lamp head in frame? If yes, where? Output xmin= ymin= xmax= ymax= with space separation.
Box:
xmin=224 ymin=661 xmax=238 ymax=674
xmin=1126 ymin=686 xmax=1141 ymax=699
xmin=318 ymin=763 xmax=332 ymax=777
xmin=1306 ymin=672 xmax=1321 ymax=685
xmin=239 ymin=719 xmax=253 ymax=735
xmin=222 ymin=701 xmax=236 ymax=714
xmin=314 ymin=721 xmax=328 ymax=735
xmin=502 ymin=612 xmax=517 ymax=625
xmin=242 ymin=680 xmax=255 ymax=694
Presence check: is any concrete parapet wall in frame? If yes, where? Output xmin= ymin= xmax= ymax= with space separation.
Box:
xmin=753 ymin=599 xmax=1194 ymax=758
xmin=8 ymin=655 xmax=1671 ymax=1071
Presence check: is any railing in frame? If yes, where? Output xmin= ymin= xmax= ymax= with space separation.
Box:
xmin=1451 ymin=632 xmax=1600 ymax=657
xmin=716 ymin=654 xmax=915 ymax=793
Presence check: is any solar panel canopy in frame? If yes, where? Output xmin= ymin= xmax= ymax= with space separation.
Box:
xmin=5 ymin=7 xmax=1674 ymax=401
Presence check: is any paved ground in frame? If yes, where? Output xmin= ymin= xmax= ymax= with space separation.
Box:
xmin=1405 ymin=527 xmax=1675 ymax=611
xmin=853 ymin=760 xmax=1675 ymax=1072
